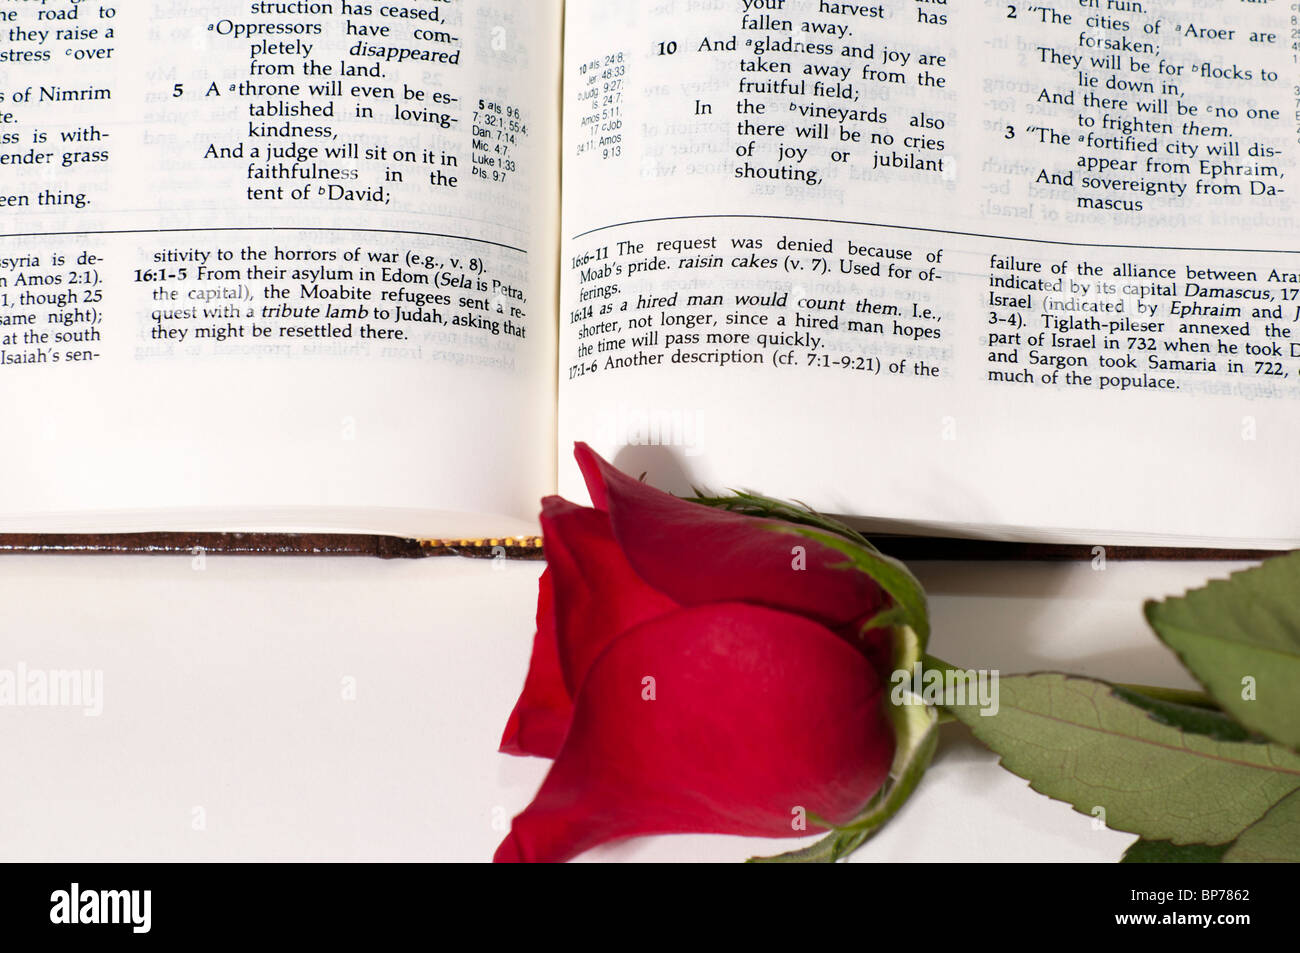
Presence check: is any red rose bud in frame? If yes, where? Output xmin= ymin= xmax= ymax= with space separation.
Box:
xmin=496 ymin=444 xmax=898 ymax=863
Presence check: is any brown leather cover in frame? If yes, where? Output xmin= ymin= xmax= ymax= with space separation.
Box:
xmin=0 ymin=532 xmax=1286 ymax=562
xmin=0 ymin=533 xmax=541 ymax=560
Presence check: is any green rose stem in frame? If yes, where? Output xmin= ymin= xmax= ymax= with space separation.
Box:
xmin=919 ymin=653 xmax=1219 ymax=719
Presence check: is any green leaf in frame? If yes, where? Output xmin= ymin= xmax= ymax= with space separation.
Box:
xmin=1108 ymin=685 xmax=1260 ymax=743
xmin=1145 ymin=553 xmax=1300 ymax=750
xmin=749 ymin=627 xmax=936 ymax=863
xmin=1111 ymin=684 xmax=1221 ymax=712
xmin=947 ymin=674 xmax=1300 ymax=845
xmin=1121 ymin=839 xmax=1231 ymax=863
xmin=1224 ymin=788 xmax=1300 ymax=862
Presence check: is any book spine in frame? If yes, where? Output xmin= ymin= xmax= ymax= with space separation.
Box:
xmin=0 ymin=533 xmax=1287 ymax=561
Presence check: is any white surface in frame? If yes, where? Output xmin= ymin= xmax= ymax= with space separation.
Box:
xmin=0 ymin=553 xmax=1255 ymax=862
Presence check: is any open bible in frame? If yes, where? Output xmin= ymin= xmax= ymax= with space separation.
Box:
xmin=1 ymin=0 xmax=1297 ymax=553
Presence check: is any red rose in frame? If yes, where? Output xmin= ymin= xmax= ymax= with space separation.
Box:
xmin=495 ymin=444 xmax=898 ymax=863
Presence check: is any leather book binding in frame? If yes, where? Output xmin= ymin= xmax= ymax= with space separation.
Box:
xmin=0 ymin=533 xmax=1287 ymax=562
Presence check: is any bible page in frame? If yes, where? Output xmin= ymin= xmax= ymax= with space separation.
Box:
xmin=557 ymin=0 xmax=1300 ymax=547
xmin=0 ymin=0 xmax=561 ymax=537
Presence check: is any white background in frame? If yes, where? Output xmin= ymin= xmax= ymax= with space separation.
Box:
xmin=0 ymin=553 xmax=1253 ymax=862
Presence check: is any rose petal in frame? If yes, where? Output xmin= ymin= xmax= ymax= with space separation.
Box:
xmin=499 ymin=497 xmax=679 ymax=759
xmin=574 ymin=443 xmax=888 ymax=631
xmin=499 ymin=569 xmax=570 ymax=758
xmin=495 ymin=603 xmax=894 ymax=863
xmin=541 ymin=496 xmax=679 ymax=698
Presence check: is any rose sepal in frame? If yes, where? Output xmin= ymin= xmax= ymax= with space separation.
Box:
xmin=749 ymin=624 xmax=939 ymax=863
xmin=688 ymin=491 xmax=930 ymax=647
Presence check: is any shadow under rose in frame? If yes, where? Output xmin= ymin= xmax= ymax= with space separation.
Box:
xmin=610 ymin=444 xmax=701 ymax=498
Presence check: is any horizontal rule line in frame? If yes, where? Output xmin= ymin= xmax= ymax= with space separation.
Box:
xmin=0 ymin=225 xmax=527 ymax=255
xmin=572 ymin=213 xmax=1298 ymax=256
